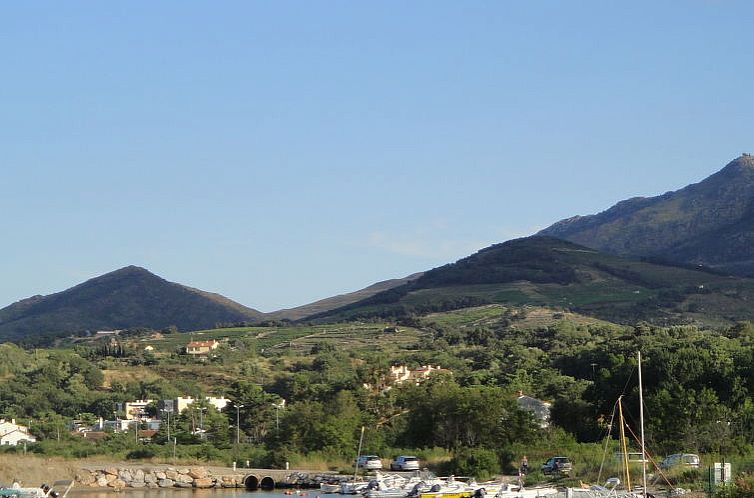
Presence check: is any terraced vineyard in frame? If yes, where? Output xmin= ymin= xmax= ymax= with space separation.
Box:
xmin=421 ymin=304 xmax=623 ymax=331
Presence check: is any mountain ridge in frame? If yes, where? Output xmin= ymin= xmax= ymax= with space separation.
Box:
xmin=309 ymin=235 xmax=754 ymax=325
xmin=0 ymin=266 xmax=264 ymax=340
xmin=539 ymin=154 xmax=754 ymax=274
xmin=268 ymin=272 xmax=424 ymax=321
xmin=0 ymin=266 xmax=424 ymax=339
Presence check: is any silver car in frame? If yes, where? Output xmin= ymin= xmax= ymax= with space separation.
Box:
xmin=390 ymin=455 xmax=420 ymax=471
xmin=660 ymin=453 xmax=700 ymax=469
xmin=357 ymin=455 xmax=383 ymax=470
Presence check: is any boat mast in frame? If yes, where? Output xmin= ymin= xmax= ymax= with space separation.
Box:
xmin=354 ymin=425 xmax=365 ymax=479
xmin=618 ymin=397 xmax=631 ymax=492
xmin=638 ymin=351 xmax=647 ymax=497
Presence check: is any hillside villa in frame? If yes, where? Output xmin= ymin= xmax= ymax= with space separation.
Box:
xmin=390 ymin=364 xmax=449 ymax=385
xmin=516 ymin=391 xmax=552 ymax=428
xmin=186 ymin=339 xmax=220 ymax=355
xmin=363 ymin=364 xmax=451 ymax=392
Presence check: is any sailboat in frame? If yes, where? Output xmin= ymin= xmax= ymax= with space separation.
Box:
xmin=548 ymin=352 xmax=654 ymax=498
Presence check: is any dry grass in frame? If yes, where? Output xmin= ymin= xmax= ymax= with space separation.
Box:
xmin=0 ymin=455 xmax=81 ymax=486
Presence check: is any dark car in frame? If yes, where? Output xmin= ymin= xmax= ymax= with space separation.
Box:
xmin=541 ymin=456 xmax=573 ymax=475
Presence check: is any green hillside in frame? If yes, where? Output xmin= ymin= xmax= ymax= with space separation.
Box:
xmin=7 ymin=301 xmax=754 ymax=479
xmin=312 ymin=236 xmax=754 ymax=325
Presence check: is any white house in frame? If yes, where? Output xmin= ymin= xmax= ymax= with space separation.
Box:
xmin=122 ymin=399 xmax=154 ymax=420
xmin=186 ymin=340 xmax=220 ymax=355
xmin=0 ymin=419 xmax=36 ymax=446
xmin=389 ymin=364 xmax=449 ymax=385
xmin=175 ymin=396 xmax=230 ymax=414
xmin=516 ymin=392 xmax=552 ymax=428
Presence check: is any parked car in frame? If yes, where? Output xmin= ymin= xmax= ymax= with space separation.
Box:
xmin=660 ymin=453 xmax=700 ymax=470
xmin=390 ymin=455 xmax=420 ymax=471
xmin=541 ymin=456 xmax=573 ymax=475
xmin=357 ymin=455 xmax=383 ymax=470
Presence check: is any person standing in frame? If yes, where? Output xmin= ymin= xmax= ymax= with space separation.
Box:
xmin=520 ymin=455 xmax=529 ymax=475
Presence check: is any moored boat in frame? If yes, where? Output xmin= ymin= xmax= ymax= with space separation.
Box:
xmin=320 ymin=482 xmax=342 ymax=494
xmin=0 ymin=481 xmax=74 ymax=498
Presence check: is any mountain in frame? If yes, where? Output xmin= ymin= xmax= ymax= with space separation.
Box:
xmin=310 ymin=236 xmax=754 ymax=325
xmin=268 ymin=272 xmax=423 ymax=321
xmin=539 ymin=154 xmax=754 ymax=275
xmin=0 ymin=266 xmax=264 ymax=340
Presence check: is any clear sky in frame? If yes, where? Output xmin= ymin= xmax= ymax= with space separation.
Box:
xmin=3 ymin=1 xmax=754 ymax=312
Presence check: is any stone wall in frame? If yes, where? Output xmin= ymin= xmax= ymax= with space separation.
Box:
xmin=76 ymin=466 xmax=350 ymax=491
xmin=76 ymin=467 xmax=244 ymax=490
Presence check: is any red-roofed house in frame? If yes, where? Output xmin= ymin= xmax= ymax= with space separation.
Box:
xmin=186 ymin=339 xmax=220 ymax=355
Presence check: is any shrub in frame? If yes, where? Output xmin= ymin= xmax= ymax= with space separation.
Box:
xmin=445 ymin=447 xmax=500 ymax=480
xmin=713 ymin=473 xmax=754 ymax=498
xmin=126 ymin=446 xmax=156 ymax=459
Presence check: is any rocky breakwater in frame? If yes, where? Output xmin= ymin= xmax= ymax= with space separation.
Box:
xmin=76 ymin=466 xmax=244 ymax=490
xmin=279 ymin=472 xmax=350 ymax=488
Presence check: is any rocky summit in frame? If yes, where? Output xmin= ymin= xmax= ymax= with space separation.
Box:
xmin=539 ymin=154 xmax=754 ymax=275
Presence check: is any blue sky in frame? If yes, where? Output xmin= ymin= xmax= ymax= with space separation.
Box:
xmin=3 ymin=1 xmax=754 ymax=312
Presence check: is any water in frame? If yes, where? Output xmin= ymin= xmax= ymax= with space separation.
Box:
xmin=70 ymin=490 xmax=304 ymax=498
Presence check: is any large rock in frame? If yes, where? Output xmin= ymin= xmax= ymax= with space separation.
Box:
xmin=176 ymin=474 xmax=194 ymax=484
xmin=76 ymin=472 xmax=95 ymax=486
xmin=155 ymin=471 xmax=167 ymax=480
xmin=188 ymin=467 xmax=208 ymax=479
xmin=133 ymin=469 xmax=145 ymax=482
xmin=130 ymin=481 xmax=146 ymax=488
xmin=220 ymin=475 xmax=241 ymax=487
xmin=108 ymin=479 xmax=126 ymax=491
xmin=193 ymin=477 xmax=214 ymax=488
xmin=104 ymin=467 xmax=119 ymax=476
xmin=96 ymin=477 xmax=109 ymax=487
xmin=158 ymin=479 xmax=175 ymax=488
xmin=165 ymin=470 xmax=179 ymax=480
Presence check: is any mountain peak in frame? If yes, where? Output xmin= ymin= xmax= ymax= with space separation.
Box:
xmin=722 ymin=153 xmax=754 ymax=173
xmin=110 ymin=265 xmax=153 ymax=275
xmin=0 ymin=266 xmax=263 ymax=339
xmin=539 ymin=154 xmax=754 ymax=275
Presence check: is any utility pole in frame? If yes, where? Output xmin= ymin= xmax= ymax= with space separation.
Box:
xmin=162 ymin=409 xmax=171 ymax=444
xmin=199 ymin=407 xmax=207 ymax=440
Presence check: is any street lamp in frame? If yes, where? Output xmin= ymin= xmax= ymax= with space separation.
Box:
xmin=272 ymin=400 xmax=285 ymax=434
xmin=235 ymin=404 xmax=244 ymax=445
